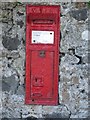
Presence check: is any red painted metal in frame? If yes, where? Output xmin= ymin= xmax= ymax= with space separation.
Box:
xmin=25 ymin=5 xmax=60 ymax=105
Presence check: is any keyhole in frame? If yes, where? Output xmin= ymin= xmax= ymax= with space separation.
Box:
xmin=32 ymin=99 xmax=34 ymax=102
xmin=35 ymin=78 xmax=37 ymax=82
xmin=39 ymin=51 xmax=45 ymax=57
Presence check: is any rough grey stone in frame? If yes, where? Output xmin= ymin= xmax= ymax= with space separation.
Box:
xmin=17 ymin=20 xmax=24 ymax=28
xmin=2 ymin=75 xmax=19 ymax=93
xmin=42 ymin=105 xmax=70 ymax=118
xmin=17 ymin=11 xmax=24 ymax=16
xmin=70 ymin=8 xmax=88 ymax=21
xmin=82 ymin=30 xmax=89 ymax=40
xmin=2 ymin=9 xmax=13 ymax=23
xmin=44 ymin=113 xmax=66 ymax=118
xmin=2 ymin=35 xmax=20 ymax=51
xmin=61 ymin=54 xmax=80 ymax=65
xmin=16 ymin=85 xmax=25 ymax=95
xmin=6 ymin=51 xmax=20 ymax=59
xmin=88 ymin=20 xmax=90 ymax=31
xmin=75 ymin=46 xmax=88 ymax=56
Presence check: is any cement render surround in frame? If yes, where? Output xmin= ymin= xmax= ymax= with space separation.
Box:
xmin=0 ymin=1 xmax=89 ymax=119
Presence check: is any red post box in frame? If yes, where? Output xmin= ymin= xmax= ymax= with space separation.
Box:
xmin=25 ymin=5 xmax=60 ymax=105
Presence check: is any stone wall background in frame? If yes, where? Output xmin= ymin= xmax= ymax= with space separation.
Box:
xmin=0 ymin=1 xmax=89 ymax=119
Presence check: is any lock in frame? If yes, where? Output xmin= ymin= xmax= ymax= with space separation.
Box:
xmin=25 ymin=5 xmax=60 ymax=105
xmin=39 ymin=51 xmax=45 ymax=57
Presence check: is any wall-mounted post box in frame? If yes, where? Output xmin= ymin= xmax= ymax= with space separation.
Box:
xmin=25 ymin=5 xmax=60 ymax=105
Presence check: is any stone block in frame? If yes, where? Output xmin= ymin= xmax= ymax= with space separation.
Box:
xmin=2 ymin=35 xmax=20 ymax=51
xmin=70 ymin=8 xmax=88 ymax=21
xmin=2 ymin=75 xmax=19 ymax=93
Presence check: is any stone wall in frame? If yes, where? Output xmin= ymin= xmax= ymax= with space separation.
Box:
xmin=0 ymin=1 xmax=89 ymax=119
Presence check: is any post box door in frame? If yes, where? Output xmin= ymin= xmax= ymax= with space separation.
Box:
xmin=31 ymin=51 xmax=54 ymax=99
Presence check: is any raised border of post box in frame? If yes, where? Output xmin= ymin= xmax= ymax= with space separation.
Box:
xmin=25 ymin=5 xmax=60 ymax=105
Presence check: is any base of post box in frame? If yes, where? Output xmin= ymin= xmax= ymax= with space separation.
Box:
xmin=25 ymin=99 xmax=58 ymax=106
